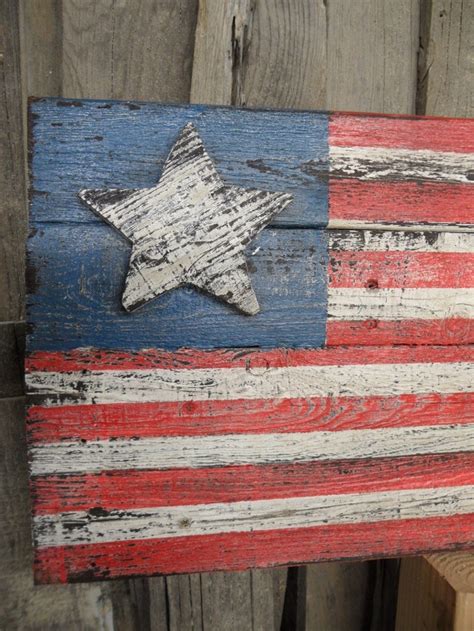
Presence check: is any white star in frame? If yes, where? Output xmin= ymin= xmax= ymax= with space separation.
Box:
xmin=79 ymin=123 xmax=293 ymax=315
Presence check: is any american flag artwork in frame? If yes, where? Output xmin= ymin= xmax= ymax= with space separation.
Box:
xmin=26 ymin=98 xmax=474 ymax=583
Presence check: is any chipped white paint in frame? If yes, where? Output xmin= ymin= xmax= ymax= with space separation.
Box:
xmin=328 ymin=288 xmax=474 ymax=320
xmin=29 ymin=424 xmax=474 ymax=476
xmin=328 ymin=230 xmax=474 ymax=253
xmin=330 ymin=145 xmax=474 ymax=183
xmin=33 ymin=484 xmax=474 ymax=547
xmin=79 ymin=123 xmax=292 ymax=315
xmin=327 ymin=219 xmax=474 ymax=233
xmin=25 ymin=360 xmax=473 ymax=406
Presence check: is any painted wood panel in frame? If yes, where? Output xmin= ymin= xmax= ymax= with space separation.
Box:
xmin=23 ymin=18 xmax=474 ymax=611
xmin=25 ymin=345 xmax=474 ymax=582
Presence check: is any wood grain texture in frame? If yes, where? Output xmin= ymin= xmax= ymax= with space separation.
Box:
xmin=396 ymin=553 xmax=474 ymax=631
xmin=21 ymin=0 xmax=199 ymax=102
xmin=19 ymin=0 xmax=63 ymax=97
xmin=326 ymin=0 xmax=419 ymax=113
xmin=0 ymin=0 xmax=27 ymax=321
xmin=29 ymin=98 xmax=327 ymax=229
xmin=395 ymin=3 xmax=474 ymax=629
xmin=191 ymin=0 xmax=255 ymax=106
xmin=237 ymin=0 xmax=327 ymax=109
xmin=310 ymin=1 xmax=419 ymax=628
xmin=27 ymin=224 xmax=326 ymax=351
xmin=418 ymin=0 xmax=473 ymax=117
xmin=16 ymin=1 xmax=200 ymax=628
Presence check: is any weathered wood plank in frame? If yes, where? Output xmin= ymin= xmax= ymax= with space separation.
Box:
xmin=304 ymin=562 xmax=373 ymax=631
xmin=243 ymin=0 xmax=327 ymax=109
xmin=19 ymin=0 xmax=63 ymax=97
xmin=417 ymin=0 xmax=473 ymax=117
xmin=192 ymin=0 xmax=327 ymax=109
xmin=22 ymin=0 xmax=199 ymax=103
xmin=326 ymin=0 xmax=419 ymax=113
xmin=0 ymin=0 xmax=27 ymax=321
xmin=26 ymin=224 xmax=327 ymax=351
xmin=394 ymin=4 xmax=474 ymax=629
xmin=305 ymin=1 xmax=419 ymax=628
xmin=191 ymin=0 xmax=253 ymax=106
xmin=28 ymin=98 xmax=328 ymax=228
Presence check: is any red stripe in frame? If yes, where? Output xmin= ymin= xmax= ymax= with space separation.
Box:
xmin=327 ymin=319 xmax=474 ymax=346
xmin=34 ymin=514 xmax=474 ymax=583
xmin=31 ymin=452 xmax=474 ymax=515
xmin=25 ymin=345 xmax=474 ymax=372
xmin=329 ymin=179 xmax=474 ymax=225
xmin=27 ymin=392 xmax=474 ymax=443
xmin=328 ymin=251 xmax=474 ymax=288
xmin=329 ymin=113 xmax=474 ymax=152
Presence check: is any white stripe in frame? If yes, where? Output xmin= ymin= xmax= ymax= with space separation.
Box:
xmin=34 ymin=484 xmax=474 ymax=548
xmin=328 ymin=230 xmax=474 ymax=253
xmin=330 ymin=146 xmax=474 ymax=183
xmin=328 ymin=219 xmax=474 ymax=233
xmin=328 ymin=288 xmax=474 ymax=321
xmin=25 ymin=361 xmax=473 ymax=406
xmin=29 ymin=424 xmax=474 ymax=475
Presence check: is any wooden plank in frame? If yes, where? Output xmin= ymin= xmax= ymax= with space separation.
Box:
xmin=326 ymin=0 xmax=419 ymax=113
xmin=191 ymin=0 xmax=327 ymax=109
xmin=19 ymin=0 xmax=63 ymax=97
xmin=417 ymin=0 xmax=473 ymax=117
xmin=0 ymin=0 xmax=27 ymax=321
xmin=28 ymin=98 xmax=328 ymax=229
xmin=307 ymin=1 xmax=419 ymax=628
xmin=191 ymin=0 xmax=253 ymax=106
xmin=22 ymin=0 xmax=198 ymax=101
xmin=304 ymin=562 xmax=373 ymax=631
xmin=395 ymin=3 xmax=474 ymax=629
xmin=19 ymin=3 xmax=204 ymax=627
xmin=396 ymin=553 xmax=474 ymax=631
xmin=26 ymin=222 xmax=327 ymax=351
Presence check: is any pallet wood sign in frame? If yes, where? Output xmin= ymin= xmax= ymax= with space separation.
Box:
xmin=26 ymin=98 xmax=474 ymax=583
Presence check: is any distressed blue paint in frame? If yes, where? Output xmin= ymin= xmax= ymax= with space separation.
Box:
xmin=29 ymin=98 xmax=329 ymax=228
xmin=27 ymin=225 xmax=328 ymax=352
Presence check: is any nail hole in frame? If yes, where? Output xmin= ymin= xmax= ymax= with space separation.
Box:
xmin=366 ymin=279 xmax=379 ymax=290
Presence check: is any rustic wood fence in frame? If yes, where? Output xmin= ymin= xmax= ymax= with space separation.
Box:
xmin=1 ymin=1 xmax=472 ymax=629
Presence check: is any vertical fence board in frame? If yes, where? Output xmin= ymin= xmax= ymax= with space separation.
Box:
xmin=396 ymin=2 xmax=474 ymax=628
xmin=192 ymin=0 xmax=418 ymax=627
xmin=241 ymin=0 xmax=327 ymax=109
xmin=20 ymin=0 xmax=63 ymax=97
xmin=326 ymin=0 xmax=419 ymax=113
xmin=417 ymin=0 xmax=473 ymax=117
xmin=12 ymin=1 xmax=199 ymax=629
xmin=0 ymin=0 xmax=27 ymax=321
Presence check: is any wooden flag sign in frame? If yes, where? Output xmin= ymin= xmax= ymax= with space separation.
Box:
xmin=26 ymin=98 xmax=474 ymax=583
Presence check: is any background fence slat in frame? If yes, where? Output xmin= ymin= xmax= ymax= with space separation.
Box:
xmin=395 ymin=1 xmax=474 ymax=628
xmin=417 ymin=0 xmax=473 ymax=116
xmin=326 ymin=0 xmax=419 ymax=113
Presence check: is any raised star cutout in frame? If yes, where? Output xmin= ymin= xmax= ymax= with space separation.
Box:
xmin=79 ymin=123 xmax=293 ymax=315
